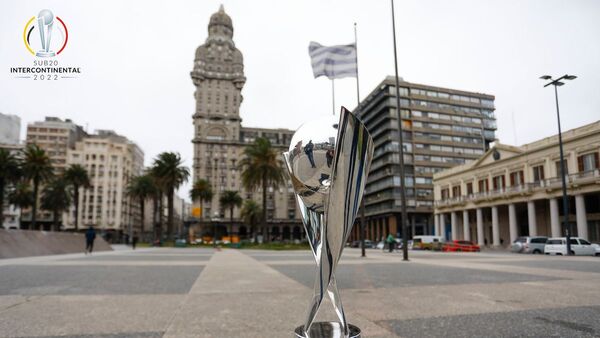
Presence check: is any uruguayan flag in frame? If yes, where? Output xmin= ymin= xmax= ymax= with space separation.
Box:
xmin=309 ymin=41 xmax=357 ymax=79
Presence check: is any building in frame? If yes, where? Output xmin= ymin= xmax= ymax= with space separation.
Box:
xmin=21 ymin=117 xmax=87 ymax=229
xmin=0 ymin=113 xmax=20 ymax=145
xmin=0 ymin=113 xmax=22 ymax=229
xmin=433 ymin=121 xmax=600 ymax=245
xmin=64 ymin=130 xmax=144 ymax=239
xmin=190 ymin=6 xmax=302 ymax=240
xmin=351 ymin=77 xmax=497 ymax=242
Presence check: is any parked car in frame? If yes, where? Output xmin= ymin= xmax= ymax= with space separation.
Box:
xmin=592 ymin=243 xmax=600 ymax=256
xmin=412 ymin=236 xmax=443 ymax=251
xmin=362 ymin=240 xmax=374 ymax=249
xmin=544 ymin=237 xmax=596 ymax=256
xmin=511 ymin=236 xmax=548 ymax=254
xmin=442 ymin=240 xmax=480 ymax=252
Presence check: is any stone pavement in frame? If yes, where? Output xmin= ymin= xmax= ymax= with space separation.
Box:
xmin=0 ymin=247 xmax=599 ymax=337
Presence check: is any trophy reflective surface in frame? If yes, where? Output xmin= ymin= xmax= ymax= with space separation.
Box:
xmin=283 ymin=107 xmax=373 ymax=338
xmin=36 ymin=9 xmax=56 ymax=57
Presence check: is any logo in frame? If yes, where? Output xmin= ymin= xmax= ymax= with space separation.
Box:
xmin=10 ymin=9 xmax=81 ymax=81
xmin=23 ymin=9 xmax=69 ymax=57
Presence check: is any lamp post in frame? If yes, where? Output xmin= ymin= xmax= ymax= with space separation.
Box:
xmin=212 ymin=212 xmax=220 ymax=248
xmin=540 ymin=74 xmax=577 ymax=255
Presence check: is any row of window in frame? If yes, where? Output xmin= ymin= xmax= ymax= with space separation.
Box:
xmin=398 ymin=87 xmax=494 ymax=108
xmin=414 ymin=132 xmax=483 ymax=145
xmin=414 ymin=143 xmax=485 ymax=155
xmin=415 ymin=154 xmax=469 ymax=165
xmin=412 ymin=99 xmax=485 ymax=116
xmin=412 ymin=110 xmax=484 ymax=125
xmin=412 ymin=121 xmax=485 ymax=136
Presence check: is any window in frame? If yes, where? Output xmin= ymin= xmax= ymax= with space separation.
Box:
xmin=555 ymin=160 xmax=568 ymax=177
xmin=492 ymin=175 xmax=505 ymax=190
xmin=466 ymin=182 xmax=473 ymax=195
xmin=532 ymin=165 xmax=544 ymax=182
xmin=578 ymin=153 xmax=599 ymax=172
xmin=478 ymin=179 xmax=489 ymax=193
xmin=452 ymin=185 xmax=461 ymax=197
xmin=510 ymin=170 xmax=524 ymax=186
xmin=580 ymin=239 xmax=591 ymax=245
xmin=441 ymin=188 xmax=449 ymax=200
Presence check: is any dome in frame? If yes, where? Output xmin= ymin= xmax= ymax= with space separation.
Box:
xmin=209 ymin=5 xmax=233 ymax=31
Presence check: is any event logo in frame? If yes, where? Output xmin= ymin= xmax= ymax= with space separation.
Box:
xmin=10 ymin=9 xmax=81 ymax=81
xmin=23 ymin=9 xmax=69 ymax=57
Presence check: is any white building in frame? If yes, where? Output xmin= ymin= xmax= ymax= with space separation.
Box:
xmin=64 ymin=130 xmax=144 ymax=236
xmin=0 ymin=113 xmax=20 ymax=146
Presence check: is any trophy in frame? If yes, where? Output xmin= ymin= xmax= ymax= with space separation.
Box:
xmin=283 ymin=107 xmax=374 ymax=338
xmin=36 ymin=9 xmax=56 ymax=57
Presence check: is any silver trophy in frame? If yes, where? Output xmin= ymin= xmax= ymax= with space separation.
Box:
xmin=36 ymin=9 xmax=56 ymax=57
xmin=283 ymin=107 xmax=373 ymax=338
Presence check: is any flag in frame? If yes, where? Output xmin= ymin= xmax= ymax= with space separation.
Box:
xmin=308 ymin=41 xmax=357 ymax=79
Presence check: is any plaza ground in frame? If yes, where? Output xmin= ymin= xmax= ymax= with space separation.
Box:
xmin=0 ymin=248 xmax=599 ymax=337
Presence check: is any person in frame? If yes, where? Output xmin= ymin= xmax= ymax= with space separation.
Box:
xmin=304 ymin=140 xmax=316 ymax=168
xmin=85 ymin=226 xmax=96 ymax=255
xmin=326 ymin=149 xmax=334 ymax=168
xmin=386 ymin=233 xmax=395 ymax=253
xmin=132 ymin=232 xmax=138 ymax=250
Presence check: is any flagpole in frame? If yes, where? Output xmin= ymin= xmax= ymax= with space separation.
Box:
xmin=354 ymin=22 xmax=367 ymax=258
xmin=391 ymin=0 xmax=409 ymax=261
xmin=331 ymin=79 xmax=336 ymax=116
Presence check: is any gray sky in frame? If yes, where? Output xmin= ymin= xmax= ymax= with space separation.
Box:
xmin=1 ymin=0 xmax=599 ymax=201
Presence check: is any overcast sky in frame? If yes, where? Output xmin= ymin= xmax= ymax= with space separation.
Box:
xmin=1 ymin=0 xmax=599 ymax=201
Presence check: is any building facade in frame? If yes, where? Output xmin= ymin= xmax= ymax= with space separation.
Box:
xmin=190 ymin=6 xmax=302 ymax=240
xmin=433 ymin=121 xmax=600 ymax=245
xmin=0 ymin=113 xmax=20 ymax=146
xmin=64 ymin=130 xmax=144 ymax=239
xmin=351 ymin=77 xmax=497 ymax=242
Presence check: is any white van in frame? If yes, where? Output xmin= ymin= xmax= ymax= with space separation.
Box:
xmin=412 ymin=236 xmax=443 ymax=250
xmin=544 ymin=237 xmax=595 ymax=256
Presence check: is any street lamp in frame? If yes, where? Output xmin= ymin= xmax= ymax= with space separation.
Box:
xmin=540 ymin=74 xmax=577 ymax=255
xmin=211 ymin=212 xmax=220 ymax=248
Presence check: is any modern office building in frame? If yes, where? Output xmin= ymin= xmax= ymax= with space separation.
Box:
xmin=64 ymin=130 xmax=144 ymax=238
xmin=351 ymin=76 xmax=497 ymax=242
xmin=0 ymin=113 xmax=20 ymax=145
xmin=190 ymin=5 xmax=302 ymax=240
xmin=433 ymin=121 xmax=600 ymax=245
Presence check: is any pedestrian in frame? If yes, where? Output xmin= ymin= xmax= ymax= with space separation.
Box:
xmin=386 ymin=233 xmax=395 ymax=253
xmin=132 ymin=232 xmax=138 ymax=250
xmin=304 ymin=140 xmax=316 ymax=168
xmin=85 ymin=225 xmax=96 ymax=255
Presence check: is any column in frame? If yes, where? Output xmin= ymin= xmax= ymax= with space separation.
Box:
xmin=441 ymin=214 xmax=447 ymax=241
xmin=492 ymin=206 xmax=500 ymax=246
xmin=575 ymin=194 xmax=588 ymax=240
xmin=451 ymin=212 xmax=457 ymax=241
xmin=476 ymin=208 xmax=484 ymax=246
xmin=462 ymin=210 xmax=470 ymax=241
xmin=509 ymin=203 xmax=518 ymax=243
xmin=549 ymin=198 xmax=561 ymax=238
xmin=434 ymin=214 xmax=440 ymax=237
xmin=527 ymin=201 xmax=537 ymax=237
xmin=410 ymin=214 xmax=416 ymax=239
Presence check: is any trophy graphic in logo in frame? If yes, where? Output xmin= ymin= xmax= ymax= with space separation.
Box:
xmin=283 ymin=107 xmax=373 ymax=338
xmin=36 ymin=9 xmax=56 ymax=57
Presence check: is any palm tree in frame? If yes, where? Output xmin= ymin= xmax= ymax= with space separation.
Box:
xmin=151 ymin=152 xmax=190 ymax=240
xmin=126 ymin=174 xmax=157 ymax=238
xmin=239 ymin=137 xmax=284 ymax=242
xmin=41 ymin=178 xmax=72 ymax=231
xmin=63 ymin=164 xmax=90 ymax=232
xmin=219 ymin=190 xmax=242 ymax=239
xmin=0 ymin=149 xmax=22 ymax=227
xmin=240 ymin=199 xmax=262 ymax=242
xmin=22 ymin=144 xmax=54 ymax=230
xmin=190 ymin=179 xmax=213 ymax=219
xmin=9 ymin=181 xmax=33 ymax=229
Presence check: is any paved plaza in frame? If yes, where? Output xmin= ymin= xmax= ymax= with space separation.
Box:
xmin=0 ymin=248 xmax=599 ymax=337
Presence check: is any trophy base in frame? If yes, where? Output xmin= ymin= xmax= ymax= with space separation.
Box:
xmin=36 ymin=51 xmax=56 ymax=57
xmin=294 ymin=322 xmax=361 ymax=338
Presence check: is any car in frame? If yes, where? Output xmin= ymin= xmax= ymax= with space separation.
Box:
xmin=361 ymin=240 xmax=374 ymax=249
xmin=592 ymin=243 xmax=600 ymax=256
xmin=511 ymin=236 xmax=548 ymax=254
xmin=442 ymin=240 xmax=480 ymax=252
xmin=544 ymin=237 xmax=596 ymax=256
xmin=412 ymin=236 xmax=443 ymax=251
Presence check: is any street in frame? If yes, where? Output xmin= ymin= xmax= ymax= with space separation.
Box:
xmin=0 ymin=248 xmax=599 ymax=337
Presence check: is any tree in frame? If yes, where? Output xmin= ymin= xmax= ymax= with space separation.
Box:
xmin=22 ymin=144 xmax=54 ymax=230
xmin=219 ymin=190 xmax=242 ymax=239
xmin=41 ymin=178 xmax=72 ymax=231
xmin=9 ymin=182 xmax=33 ymax=229
xmin=126 ymin=174 xmax=157 ymax=239
xmin=239 ymin=137 xmax=284 ymax=242
xmin=151 ymin=152 xmax=189 ymax=241
xmin=63 ymin=164 xmax=90 ymax=232
xmin=190 ymin=179 xmax=213 ymax=219
xmin=0 ymin=149 xmax=22 ymax=227
xmin=240 ymin=199 xmax=262 ymax=242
